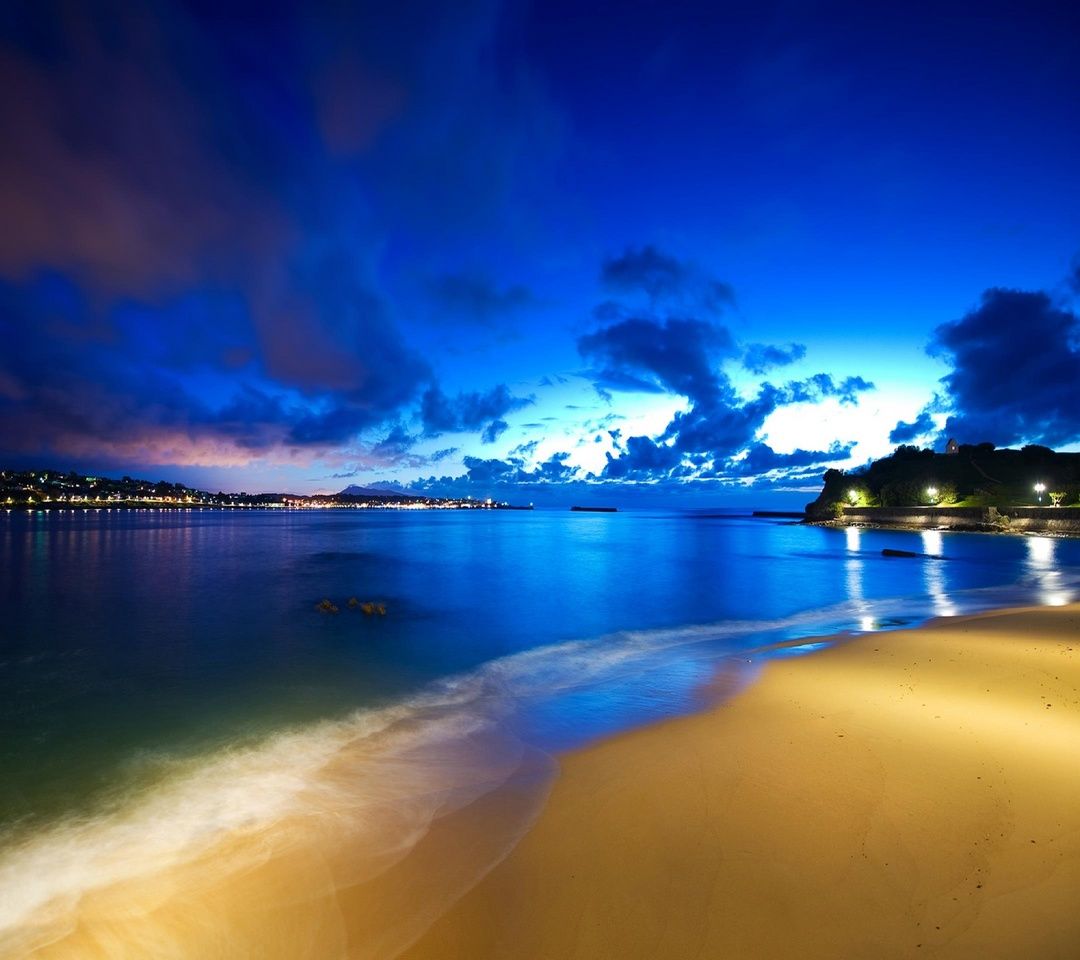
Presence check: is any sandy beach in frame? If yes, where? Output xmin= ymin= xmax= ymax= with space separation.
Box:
xmin=402 ymin=604 xmax=1080 ymax=960
xmin=5 ymin=604 xmax=1079 ymax=959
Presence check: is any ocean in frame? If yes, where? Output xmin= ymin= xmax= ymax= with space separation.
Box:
xmin=1 ymin=507 xmax=1078 ymax=957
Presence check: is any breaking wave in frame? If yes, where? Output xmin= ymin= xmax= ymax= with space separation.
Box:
xmin=1 ymin=566 xmax=1076 ymax=958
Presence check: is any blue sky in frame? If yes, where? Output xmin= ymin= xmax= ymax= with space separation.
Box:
xmin=1 ymin=0 xmax=1078 ymax=505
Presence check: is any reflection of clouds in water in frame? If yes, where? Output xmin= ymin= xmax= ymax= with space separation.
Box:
xmin=1025 ymin=537 xmax=1071 ymax=606
xmin=843 ymin=527 xmax=874 ymax=630
xmin=920 ymin=531 xmax=956 ymax=617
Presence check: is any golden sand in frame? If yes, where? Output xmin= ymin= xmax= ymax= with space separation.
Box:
xmin=6 ymin=605 xmax=1078 ymax=959
xmin=402 ymin=604 xmax=1080 ymax=960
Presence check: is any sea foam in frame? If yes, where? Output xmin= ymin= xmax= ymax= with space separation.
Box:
xmin=1 ymin=569 xmax=1076 ymax=957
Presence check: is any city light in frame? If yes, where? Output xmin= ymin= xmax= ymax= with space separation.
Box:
xmin=1034 ymin=482 xmax=1046 ymax=504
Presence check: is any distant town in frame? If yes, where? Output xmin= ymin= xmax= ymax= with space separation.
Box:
xmin=0 ymin=469 xmax=526 ymax=511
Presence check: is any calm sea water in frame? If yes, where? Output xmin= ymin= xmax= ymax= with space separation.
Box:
xmin=1 ymin=507 xmax=1078 ymax=952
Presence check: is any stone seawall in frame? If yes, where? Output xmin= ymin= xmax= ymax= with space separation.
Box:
xmin=834 ymin=506 xmax=1080 ymax=535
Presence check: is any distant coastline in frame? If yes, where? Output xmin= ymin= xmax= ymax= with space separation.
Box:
xmin=0 ymin=468 xmax=528 ymax=512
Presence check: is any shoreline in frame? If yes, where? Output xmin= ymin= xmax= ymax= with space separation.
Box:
xmin=807 ymin=517 xmax=1075 ymax=536
xmin=4 ymin=602 xmax=1078 ymax=958
xmin=400 ymin=603 xmax=1080 ymax=959
xmin=805 ymin=505 xmax=1080 ymax=538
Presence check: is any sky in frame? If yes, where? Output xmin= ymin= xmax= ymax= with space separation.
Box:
xmin=1 ymin=0 xmax=1078 ymax=507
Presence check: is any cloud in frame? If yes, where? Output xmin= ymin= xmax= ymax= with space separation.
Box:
xmin=929 ymin=287 xmax=1080 ymax=447
xmin=481 ymin=419 xmax=509 ymax=444
xmin=575 ymin=279 xmax=873 ymax=483
xmin=407 ymin=451 xmax=581 ymax=498
xmin=1068 ymin=253 xmax=1080 ymax=294
xmin=727 ymin=441 xmax=855 ymax=476
xmin=426 ymin=274 xmax=536 ymax=326
xmin=0 ymin=2 xmax=560 ymax=473
xmin=598 ymin=435 xmax=684 ymax=480
xmin=0 ymin=275 xmax=277 ymax=464
xmin=579 ymin=316 xmax=737 ymax=402
xmin=420 ymin=384 xmax=533 ymax=437
xmin=0 ymin=271 xmax=432 ymax=464
xmin=0 ymin=5 xmax=290 ymax=293
xmin=600 ymin=246 xmax=734 ymax=311
xmin=782 ymin=373 xmax=875 ymax=406
xmin=743 ymin=342 xmax=807 ymax=375
xmin=510 ymin=439 xmax=540 ymax=457
xmin=889 ymin=411 xmax=935 ymax=444
xmin=371 ymin=424 xmax=418 ymax=458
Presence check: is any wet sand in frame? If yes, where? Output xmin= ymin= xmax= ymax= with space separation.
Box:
xmin=402 ymin=604 xmax=1080 ymax=960
xmin=5 ymin=605 xmax=1078 ymax=959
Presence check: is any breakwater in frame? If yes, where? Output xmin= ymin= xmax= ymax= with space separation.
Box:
xmin=831 ymin=506 xmax=1080 ymax=535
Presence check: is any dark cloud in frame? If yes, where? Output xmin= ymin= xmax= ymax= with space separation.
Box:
xmin=0 ymin=2 xmax=557 ymax=471
xmin=782 ymin=373 xmax=875 ymax=406
xmin=743 ymin=342 xmax=807 ymax=375
xmin=481 ymin=419 xmax=509 ymax=444
xmin=889 ymin=411 xmax=935 ymax=444
xmin=727 ymin=441 xmax=855 ymax=476
xmin=579 ymin=316 xmax=737 ymax=402
xmin=538 ymin=374 xmax=570 ymax=386
xmin=0 ymin=270 xmax=432 ymax=462
xmin=371 ymin=424 xmax=418 ymax=458
xmin=0 ymin=3 xmax=291 ymax=293
xmin=1068 ymin=254 xmax=1080 ymax=294
xmin=579 ymin=273 xmax=873 ymax=483
xmin=0 ymin=275 xmax=281 ymax=463
xmin=426 ymin=274 xmax=536 ymax=326
xmin=930 ymin=288 xmax=1080 ymax=447
xmin=420 ymin=384 xmax=533 ymax=437
xmin=576 ymin=298 xmax=873 ymax=483
xmin=598 ymin=435 xmax=683 ymax=480
xmin=600 ymin=246 xmax=734 ymax=311
xmin=407 ymin=451 xmax=580 ymax=498
xmin=510 ymin=439 xmax=541 ymax=457
xmin=602 ymin=246 xmax=688 ymax=301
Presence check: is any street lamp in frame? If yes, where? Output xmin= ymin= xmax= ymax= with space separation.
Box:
xmin=926 ymin=486 xmax=938 ymax=504
xmin=1034 ymin=482 xmax=1046 ymax=504
xmin=847 ymin=489 xmax=859 ymax=505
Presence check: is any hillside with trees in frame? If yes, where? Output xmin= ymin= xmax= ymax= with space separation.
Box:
xmin=806 ymin=444 xmax=1080 ymax=519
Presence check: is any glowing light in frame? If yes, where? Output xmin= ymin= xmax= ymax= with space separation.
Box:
xmin=920 ymin=530 xmax=955 ymax=616
xmin=1027 ymin=536 xmax=1054 ymax=570
xmin=1034 ymin=482 xmax=1046 ymax=503
xmin=1025 ymin=537 xmax=1072 ymax=606
xmin=920 ymin=530 xmax=944 ymax=556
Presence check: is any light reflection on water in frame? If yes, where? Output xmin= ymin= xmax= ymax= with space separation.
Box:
xmin=1025 ymin=536 xmax=1070 ymax=606
xmin=843 ymin=526 xmax=876 ymax=631
xmin=2 ymin=508 xmax=1080 ymax=831
xmin=919 ymin=530 xmax=957 ymax=618
xmin=2 ymin=510 xmax=1080 ymax=953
